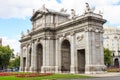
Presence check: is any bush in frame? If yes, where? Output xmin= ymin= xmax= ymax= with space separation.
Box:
xmin=107 ymin=68 xmax=120 ymax=72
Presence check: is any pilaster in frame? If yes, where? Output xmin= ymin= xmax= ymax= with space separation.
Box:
xmin=25 ymin=45 xmax=29 ymax=72
xmin=55 ymin=38 xmax=61 ymax=73
xmin=100 ymin=32 xmax=105 ymax=68
xmin=41 ymin=40 xmax=46 ymax=73
xmin=20 ymin=46 xmax=23 ymax=72
xmin=70 ymin=33 xmax=77 ymax=73
xmin=41 ymin=38 xmax=55 ymax=73
xmin=85 ymin=30 xmax=92 ymax=74
xmin=30 ymin=41 xmax=35 ymax=72
xmin=33 ymin=41 xmax=37 ymax=73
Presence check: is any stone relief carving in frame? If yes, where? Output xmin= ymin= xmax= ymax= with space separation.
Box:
xmin=84 ymin=27 xmax=95 ymax=32
xmin=77 ymin=34 xmax=84 ymax=42
xmin=84 ymin=27 xmax=104 ymax=33
xmin=70 ymin=31 xmax=75 ymax=36
xmin=62 ymin=33 xmax=66 ymax=37
xmin=96 ymin=41 xmax=100 ymax=47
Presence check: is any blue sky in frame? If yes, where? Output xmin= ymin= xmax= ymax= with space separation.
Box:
xmin=0 ymin=17 xmax=31 ymax=39
xmin=0 ymin=0 xmax=120 ymax=54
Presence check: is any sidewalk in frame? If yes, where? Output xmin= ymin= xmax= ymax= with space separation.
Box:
xmin=83 ymin=72 xmax=120 ymax=77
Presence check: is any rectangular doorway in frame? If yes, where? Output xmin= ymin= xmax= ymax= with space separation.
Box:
xmin=77 ymin=49 xmax=85 ymax=73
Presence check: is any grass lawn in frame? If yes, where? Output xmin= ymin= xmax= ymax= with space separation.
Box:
xmin=0 ymin=73 xmax=92 ymax=80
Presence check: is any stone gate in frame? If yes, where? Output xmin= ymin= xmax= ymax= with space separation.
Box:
xmin=20 ymin=3 xmax=106 ymax=74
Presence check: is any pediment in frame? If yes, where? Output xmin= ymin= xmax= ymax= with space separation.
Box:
xmin=30 ymin=11 xmax=43 ymax=21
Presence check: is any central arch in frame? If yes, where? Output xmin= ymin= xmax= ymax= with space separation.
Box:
xmin=36 ymin=43 xmax=43 ymax=72
xmin=61 ymin=40 xmax=71 ymax=73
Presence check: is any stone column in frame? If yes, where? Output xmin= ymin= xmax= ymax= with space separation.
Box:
xmin=55 ymin=38 xmax=61 ymax=73
xmin=42 ymin=39 xmax=55 ymax=73
xmin=20 ymin=46 xmax=23 ymax=72
xmin=99 ymin=31 xmax=106 ymax=71
xmin=41 ymin=40 xmax=46 ymax=73
xmin=70 ymin=33 xmax=77 ymax=73
xmin=33 ymin=41 xmax=37 ymax=73
xmin=91 ymin=31 xmax=96 ymax=65
xmin=30 ymin=41 xmax=35 ymax=72
xmin=28 ymin=46 xmax=31 ymax=72
xmin=25 ymin=45 xmax=29 ymax=72
xmin=85 ymin=31 xmax=92 ymax=74
xmin=85 ymin=28 xmax=105 ymax=74
xmin=100 ymin=32 xmax=104 ymax=65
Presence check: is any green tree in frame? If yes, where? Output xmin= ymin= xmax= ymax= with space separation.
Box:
xmin=9 ymin=56 xmax=20 ymax=69
xmin=104 ymin=48 xmax=112 ymax=67
xmin=0 ymin=45 xmax=13 ymax=70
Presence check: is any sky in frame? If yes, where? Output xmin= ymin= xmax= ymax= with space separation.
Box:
xmin=0 ymin=0 xmax=120 ymax=54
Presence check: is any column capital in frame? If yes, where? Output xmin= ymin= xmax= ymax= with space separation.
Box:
xmin=70 ymin=31 xmax=75 ymax=36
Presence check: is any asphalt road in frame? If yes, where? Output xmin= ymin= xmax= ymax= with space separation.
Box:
xmin=58 ymin=76 xmax=120 ymax=80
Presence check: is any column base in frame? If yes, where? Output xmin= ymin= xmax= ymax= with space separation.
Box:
xmin=19 ymin=67 xmax=23 ymax=72
xmin=70 ymin=66 xmax=78 ymax=74
xmin=41 ymin=66 xmax=55 ymax=73
xmin=85 ymin=65 xmax=106 ymax=74
xmin=30 ymin=66 xmax=34 ymax=73
xmin=55 ymin=66 xmax=61 ymax=73
xmin=25 ymin=67 xmax=27 ymax=72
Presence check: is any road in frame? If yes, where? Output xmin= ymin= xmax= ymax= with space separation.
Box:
xmin=58 ymin=76 xmax=120 ymax=80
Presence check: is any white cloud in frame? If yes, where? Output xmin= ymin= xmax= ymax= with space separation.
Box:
xmin=1 ymin=36 xmax=20 ymax=54
xmin=0 ymin=0 xmax=120 ymax=25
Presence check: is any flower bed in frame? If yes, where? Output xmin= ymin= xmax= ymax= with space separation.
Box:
xmin=107 ymin=68 xmax=120 ymax=72
xmin=15 ymin=73 xmax=53 ymax=77
xmin=0 ymin=72 xmax=53 ymax=77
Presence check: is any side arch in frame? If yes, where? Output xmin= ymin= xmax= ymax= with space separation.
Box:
xmin=36 ymin=43 xmax=43 ymax=72
xmin=114 ymin=58 xmax=119 ymax=68
xmin=61 ymin=39 xmax=71 ymax=72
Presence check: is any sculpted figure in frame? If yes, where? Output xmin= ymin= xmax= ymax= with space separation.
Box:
xmin=85 ymin=2 xmax=91 ymax=13
xmin=40 ymin=4 xmax=48 ymax=13
xmin=70 ymin=9 xmax=76 ymax=19
xmin=60 ymin=8 xmax=67 ymax=13
xmin=27 ymin=29 xmax=29 ymax=33
xmin=21 ymin=32 xmax=24 ymax=37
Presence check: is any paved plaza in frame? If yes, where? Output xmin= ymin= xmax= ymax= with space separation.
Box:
xmin=58 ymin=72 xmax=120 ymax=80
xmin=59 ymin=76 xmax=120 ymax=80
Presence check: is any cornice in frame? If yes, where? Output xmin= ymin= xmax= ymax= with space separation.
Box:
xmin=19 ymin=35 xmax=31 ymax=42
xmin=29 ymin=27 xmax=56 ymax=35
xmin=56 ymin=13 xmax=106 ymax=31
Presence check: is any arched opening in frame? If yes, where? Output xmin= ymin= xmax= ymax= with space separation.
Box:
xmin=61 ymin=40 xmax=71 ymax=73
xmin=23 ymin=57 xmax=26 ymax=72
xmin=36 ymin=44 xmax=43 ymax=72
xmin=29 ymin=48 xmax=32 ymax=70
xmin=114 ymin=58 xmax=119 ymax=68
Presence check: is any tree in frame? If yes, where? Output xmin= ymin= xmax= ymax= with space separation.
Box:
xmin=0 ymin=45 xmax=13 ymax=70
xmin=9 ymin=56 xmax=20 ymax=69
xmin=104 ymin=48 xmax=112 ymax=67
